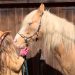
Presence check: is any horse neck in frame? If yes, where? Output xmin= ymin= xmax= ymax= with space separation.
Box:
xmin=41 ymin=11 xmax=54 ymax=33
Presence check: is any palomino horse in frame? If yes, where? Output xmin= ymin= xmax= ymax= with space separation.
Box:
xmin=14 ymin=4 xmax=75 ymax=75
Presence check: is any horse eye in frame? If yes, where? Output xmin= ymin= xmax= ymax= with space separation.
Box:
xmin=28 ymin=22 xmax=32 ymax=25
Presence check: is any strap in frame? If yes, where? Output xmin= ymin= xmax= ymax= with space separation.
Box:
xmin=22 ymin=56 xmax=29 ymax=75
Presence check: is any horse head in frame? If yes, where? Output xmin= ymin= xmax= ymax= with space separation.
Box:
xmin=14 ymin=4 xmax=45 ymax=49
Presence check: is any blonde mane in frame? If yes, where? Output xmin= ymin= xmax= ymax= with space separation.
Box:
xmin=39 ymin=10 xmax=75 ymax=73
xmin=42 ymin=10 xmax=75 ymax=40
xmin=40 ymin=10 xmax=75 ymax=49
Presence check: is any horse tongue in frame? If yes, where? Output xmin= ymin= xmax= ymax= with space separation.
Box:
xmin=20 ymin=47 xmax=29 ymax=56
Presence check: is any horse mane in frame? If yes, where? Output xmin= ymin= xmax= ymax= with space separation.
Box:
xmin=40 ymin=10 xmax=75 ymax=73
xmin=42 ymin=10 xmax=75 ymax=41
xmin=41 ymin=10 xmax=75 ymax=48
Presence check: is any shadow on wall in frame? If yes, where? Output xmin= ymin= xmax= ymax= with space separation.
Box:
xmin=27 ymin=50 xmax=63 ymax=75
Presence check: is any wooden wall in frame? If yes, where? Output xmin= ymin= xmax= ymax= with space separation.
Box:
xmin=0 ymin=2 xmax=75 ymax=75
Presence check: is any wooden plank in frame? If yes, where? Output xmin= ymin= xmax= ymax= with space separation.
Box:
xmin=0 ymin=8 xmax=8 ymax=31
xmin=0 ymin=9 xmax=1 ymax=31
xmin=7 ymin=8 xmax=16 ymax=37
xmin=73 ymin=10 xmax=75 ymax=24
xmin=15 ymin=8 xmax=22 ymax=36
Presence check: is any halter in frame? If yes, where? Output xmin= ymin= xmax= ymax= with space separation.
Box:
xmin=18 ymin=12 xmax=43 ymax=46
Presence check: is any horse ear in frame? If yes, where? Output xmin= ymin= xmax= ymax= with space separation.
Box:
xmin=38 ymin=3 xmax=45 ymax=14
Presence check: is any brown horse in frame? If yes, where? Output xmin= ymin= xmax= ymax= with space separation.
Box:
xmin=14 ymin=4 xmax=75 ymax=75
